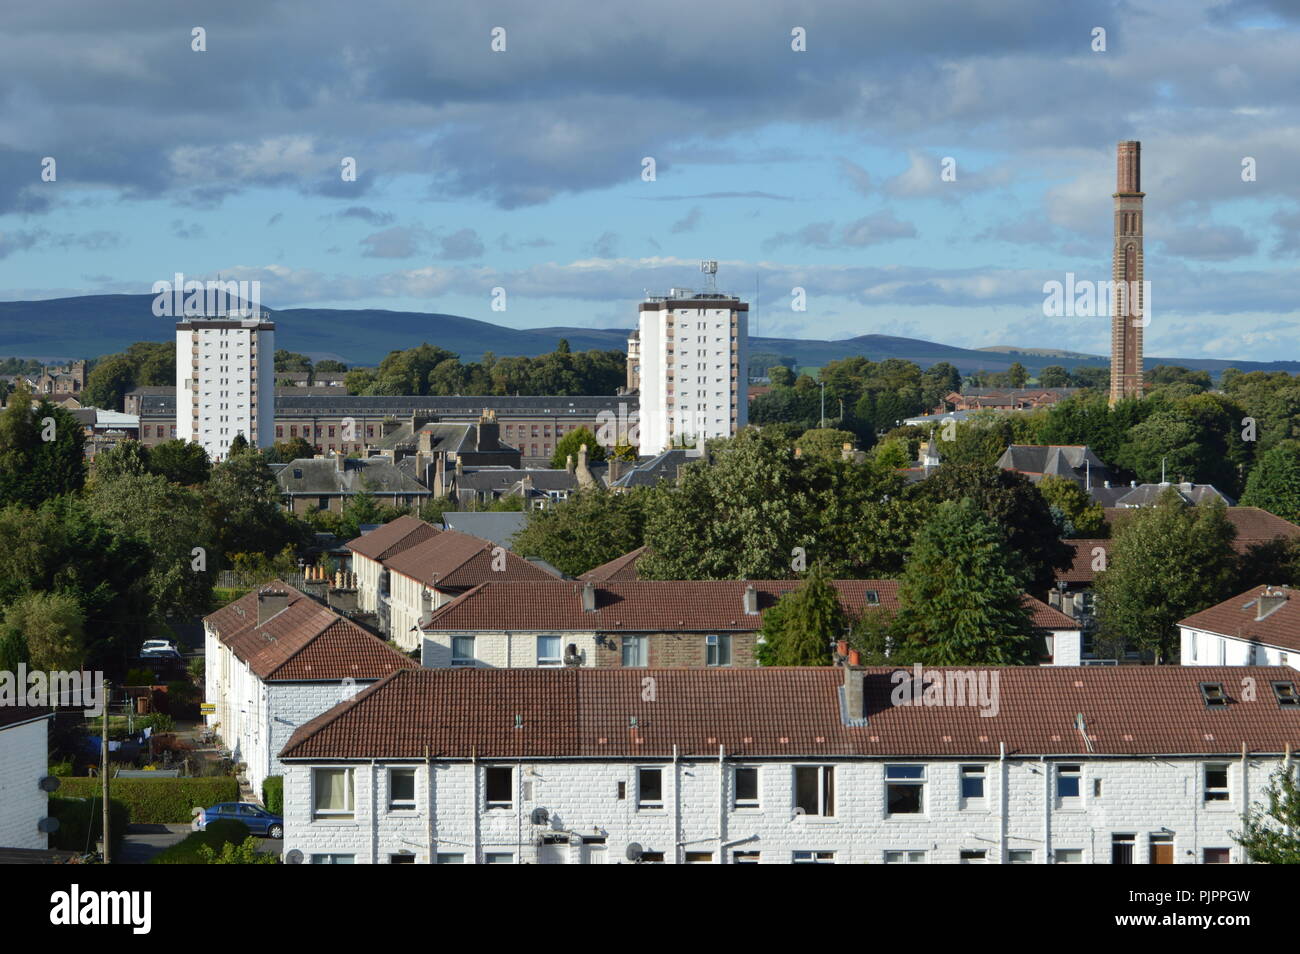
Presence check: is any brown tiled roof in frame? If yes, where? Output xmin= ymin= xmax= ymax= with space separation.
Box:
xmin=204 ymin=582 xmax=417 ymax=681
xmin=419 ymin=579 xmax=1073 ymax=633
xmin=280 ymin=665 xmax=1300 ymax=761
xmin=1058 ymin=539 xmax=1111 ymax=584
xmin=346 ymin=515 xmax=440 ymax=561
xmin=384 ymin=529 xmax=560 ymax=589
xmin=1179 ymin=585 xmax=1300 ymax=653
xmin=579 ymin=546 xmax=648 ymax=582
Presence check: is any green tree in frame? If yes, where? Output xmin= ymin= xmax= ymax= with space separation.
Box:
xmin=891 ymin=498 xmax=1034 ymax=665
xmin=206 ymin=452 xmax=298 ymax=557
xmin=550 ymin=426 xmax=607 ymax=469
xmin=226 ymin=433 xmax=250 ymax=457
xmin=197 ymin=836 xmax=279 ymax=864
xmin=1235 ymin=767 xmax=1300 ymax=864
xmin=0 ymin=384 xmax=85 ymax=507
xmin=1038 ymin=365 xmax=1070 ymax=388
xmin=93 ymin=439 xmax=151 ymax=483
xmin=1094 ymin=491 xmax=1238 ymax=662
xmin=274 ymin=350 xmax=313 ymax=373
xmin=271 ymin=437 xmax=317 ymax=463
xmin=147 ymin=439 xmax=211 ymax=485
xmin=755 ymin=563 xmax=844 ymax=666
xmin=1240 ymin=441 xmax=1300 ymax=523
xmin=768 ymin=366 xmax=795 ymax=388
xmin=794 ymin=428 xmax=857 ymax=462
xmin=1006 ymin=362 xmax=1028 ymax=388
xmin=313 ymin=359 xmax=347 ymax=373
xmin=1 ymin=590 xmax=86 ymax=670
xmin=83 ymin=354 xmax=138 ymax=410
xmin=511 ymin=487 xmax=648 ymax=577
xmin=1037 ymin=475 xmax=1106 ymax=537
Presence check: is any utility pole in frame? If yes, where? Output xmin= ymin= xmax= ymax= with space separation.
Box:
xmin=101 ymin=681 xmax=110 ymax=864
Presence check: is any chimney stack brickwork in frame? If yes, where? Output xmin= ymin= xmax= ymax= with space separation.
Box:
xmin=1110 ymin=140 xmax=1146 ymax=405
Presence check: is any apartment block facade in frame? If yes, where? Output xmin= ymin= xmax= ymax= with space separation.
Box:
xmin=175 ymin=316 xmax=275 ymax=461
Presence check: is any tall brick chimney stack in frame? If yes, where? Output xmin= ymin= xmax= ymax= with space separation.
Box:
xmin=1109 ymin=140 xmax=1146 ymax=406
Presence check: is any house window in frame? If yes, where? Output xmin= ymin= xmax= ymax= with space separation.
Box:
xmin=435 ymin=853 xmax=465 ymax=864
xmin=637 ymin=767 xmax=663 ymax=809
xmin=485 ymin=766 xmax=514 ymax=808
xmin=312 ymin=767 xmax=354 ymax=820
xmin=388 ymin=768 xmax=416 ymax=811
xmin=389 ymin=853 xmax=416 ymax=864
xmin=484 ymin=852 xmax=515 ymax=864
xmin=733 ymin=851 xmax=761 ymax=864
xmin=1057 ymin=764 xmax=1082 ymax=803
xmin=792 ymin=850 xmax=835 ymax=864
xmin=1053 ymin=849 xmax=1083 ymax=864
xmin=1204 ymin=764 xmax=1230 ymax=802
xmin=639 ymin=851 xmax=665 ymax=864
xmin=884 ymin=764 xmax=925 ymax=815
xmin=1111 ymin=834 xmax=1135 ymax=864
xmin=1203 ymin=848 xmax=1231 ymax=864
xmin=706 ymin=634 xmax=731 ymax=666
xmin=959 ymin=764 xmax=986 ymax=803
xmin=733 ymin=767 xmax=759 ymax=809
xmin=537 ymin=635 xmax=562 ymax=667
xmin=310 ymin=853 xmax=355 ymax=864
xmin=684 ymin=851 xmax=713 ymax=864
xmin=621 ymin=635 xmax=648 ymax=667
xmin=794 ymin=765 xmax=835 ymax=817
xmin=959 ymin=850 xmax=987 ymax=864
xmin=451 ymin=635 xmax=476 ymax=667
xmin=883 ymin=850 xmax=927 ymax=864
xmin=1008 ymin=850 xmax=1034 ymax=864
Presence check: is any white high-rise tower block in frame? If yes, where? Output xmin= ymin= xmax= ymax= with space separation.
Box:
xmin=176 ymin=314 xmax=275 ymax=462
xmin=638 ymin=267 xmax=748 ymax=454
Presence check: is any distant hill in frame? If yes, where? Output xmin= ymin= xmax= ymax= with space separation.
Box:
xmin=2 ymin=294 xmax=1298 ymax=378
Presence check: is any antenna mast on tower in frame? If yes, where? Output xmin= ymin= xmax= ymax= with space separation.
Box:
xmin=700 ymin=260 xmax=718 ymax=294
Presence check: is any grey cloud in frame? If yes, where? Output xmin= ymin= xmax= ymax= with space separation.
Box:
xmin=670 ymin=206 xmax=702 ymax=234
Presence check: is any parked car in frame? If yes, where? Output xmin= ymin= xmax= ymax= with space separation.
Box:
xmin=140 ymin=639 xmax=178 ymax=657
xmin=200 ymin=802 xmax=284 ymax=839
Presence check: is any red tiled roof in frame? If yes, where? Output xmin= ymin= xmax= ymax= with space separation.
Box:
xmin=346 ymin=515 xmax=440 ymax=561
xmin=1058 ymin=539 xmax=1111 ymax=584
xmin=1179 ymin=585 xmax=1300 ymax=653
xmin=204 ymin=581 xmax=417 ymax=681
xmin=384 ymin=529 xmax=560 ymax=589
xmin=579 ymin=546 xmax=648 ymax=582
xmin=421 ymin=579 xmax=1075 ymax=633
xmin=280 ymin=665 xmax=1300 ymax=761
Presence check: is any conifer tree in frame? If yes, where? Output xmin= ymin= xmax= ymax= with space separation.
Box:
xmin=756 ymin=562 xmax=845 ymax=666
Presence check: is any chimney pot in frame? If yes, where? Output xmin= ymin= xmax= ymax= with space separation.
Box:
xmin=581 ymin=581 xmax=597 ymax=613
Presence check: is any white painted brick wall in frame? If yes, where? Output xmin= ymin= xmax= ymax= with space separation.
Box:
xmin=0 ymin=717 xmax=49 ymax=850
xmin=1180 ymin=626 xmax=1298 ymax=669
xmin=421 ymin=632 xmax=599 ymax=668
xmin=1050 ymin=629 xmax=1082 ymax=666
xmin=282 ymin=754 xmax=1288 ymax=864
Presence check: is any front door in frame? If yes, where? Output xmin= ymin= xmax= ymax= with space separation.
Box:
xmin=1150 ymin=836 xmax=1174 ymax=864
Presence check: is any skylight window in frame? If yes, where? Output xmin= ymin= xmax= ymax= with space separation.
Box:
xmin=1272 ymin=681 xmax=1299 ymax=708
xmin=1200 ymin=683 xmax=1228 ymax=708
xmin=865 ymin=591 xmax=880 ymax=605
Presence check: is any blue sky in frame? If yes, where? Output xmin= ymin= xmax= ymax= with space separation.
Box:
xmin=2 ymin=0 xmax=1299 ymax=360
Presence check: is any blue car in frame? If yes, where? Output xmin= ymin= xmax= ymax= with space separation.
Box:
xmin=202 ymin=802 xmax=284 ymax=839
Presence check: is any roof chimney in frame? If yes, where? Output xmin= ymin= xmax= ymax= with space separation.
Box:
xmin=575 ymin=444 xmax=594 ymax=489
xmin=842 ymin=665 xmax=866 ymax=723
xmin=477 ymin=409 xmax=500 ymax=451
xmin=1256 ymin=587 xmax=1288 ymax=621
xmin=565 ymin=453 xmax=575 ymax=475
xmin=257 ymin=587 xmax=291 ymax=625
xmin=581 ymin=581 xmax=597 ymax=613
xmin=742 ymin=584 xmax=759 ymax=615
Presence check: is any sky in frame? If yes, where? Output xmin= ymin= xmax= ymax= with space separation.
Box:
xmin=1 ymin=0 xmax=1299 ymax=360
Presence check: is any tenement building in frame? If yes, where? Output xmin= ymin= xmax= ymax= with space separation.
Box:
xmin=277 ymin=665 xmax=1300 ymax=864
xmin=175 ymin=314 xmax=276 ymax=460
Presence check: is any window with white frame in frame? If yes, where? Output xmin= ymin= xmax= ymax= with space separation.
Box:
xmin=883 ymin=850 xmax=927 ymax=864
xmin=1111 ymin=833 xmax=1135 ymax=864
xmin=884 ymin=764 xmax=925 ymax=815
xmin=536 ymin=634 xmax=562 ymax=667
xmin=310 ymin=853 xmax=354 ymax=864
xmin=794 ymin=765 xmax=835 ymax=817
xmin=485 ymin=766 xmax=514 ymax=809
xmin=706 ymin=633 xmax=731 ymax=666
xmin=388 ymin=767 xmax=416 ymax=811
xmin=959 ymin=850 xmax=987 ymax=864
xmin=622 ymin=635 xmax=648 ymax=667
xmin=312 ymin=767 xmax=354 ymax=820
xmin=1056 ymin=764 xmax=1082 ymax=805
xmin=959 ymin=764 xmax=986 ymax=805
xmin=637 ymin=767 xmax=663 ymax=809
xmin=733 ymin=850 xmax=760 ymax=864
xmin=1008 ymin=849 xmax=1034 ymax=864
xmin=451 ymin=635 xmax=475 ymax=667
xmin=1053 ymin=848 xmax=1084 ymax=864
xmin=484 ymin=852 xmax=515 ymax=864
xmin=792 ymin=850 xmax=835 ymax=864
xmin=435 ymin=853 xmax=464 ymax=864
xmin=733 ymin=766 xmax=759 ymax=809
xmin=1204 ymin=763 xmax=1230 ymax=802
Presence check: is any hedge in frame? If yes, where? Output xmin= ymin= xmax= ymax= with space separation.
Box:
xmin=152 ymin=819 xmax=251 ymax=864
xmin=48 ymin=795 xmax=130 ymax=857
xmin=58 ymin=777 xmax=239 ymax=824
xmin=262 ymin=776 xmax=283 ymax=815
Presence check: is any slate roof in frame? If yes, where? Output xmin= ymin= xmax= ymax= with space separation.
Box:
xmin=346 ymin=515 xmax=441 ymax=561
xmin=441 ymin=512 xmax=529 ymax=548
xmin=383 ymin=529 xmax=561 ymax=589
xmin=1103 ymin=483 xmax=1236 ymax=508
xmin=420 ymin=579 xmax=1076 ymax=633
xmin=1179 ymin=585 xmax=1300 ymax=653
xmin=279 ymin=665 xmax=1300 ymax=761
xmin=203 ymin=582 xmax=417 ymax=682
xmin=277 ymin=457 xmax=432 ymax=496
xmin=997 ymin=444 xmax=1109 ymax=484
xmin=610 ymin=449 xmax=695 ymax=488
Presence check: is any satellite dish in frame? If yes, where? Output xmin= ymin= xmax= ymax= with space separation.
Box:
xmin=37 ymin=817 xmax=60 ymax=834
xmin=530 ymin=807 xmax=550 ymax=826
xmin=38 ymin=775 xmax=61 ymax=793
xmin=284 ymin=849 xmax=304 ymax=864
xmin=625 ymin=842 xmax=643 ymax=862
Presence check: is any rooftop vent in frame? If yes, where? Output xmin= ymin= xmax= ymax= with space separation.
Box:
xmin=1199 ymin=682 xmax=1229 ymax=709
